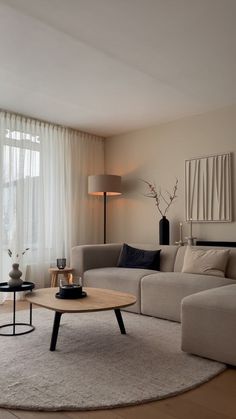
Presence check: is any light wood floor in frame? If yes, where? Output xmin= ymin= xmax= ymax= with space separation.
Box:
xmin=1 ymin=301 xmax=236 ymax=419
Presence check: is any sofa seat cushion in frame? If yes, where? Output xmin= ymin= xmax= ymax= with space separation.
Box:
xmin=84 ymin=267 xmax=157 ymax=313
xmin=141 ymin=272 xmax=236 ymax=322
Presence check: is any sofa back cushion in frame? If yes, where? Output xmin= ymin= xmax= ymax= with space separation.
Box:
xmin=181 ymin=246 xmax=229 ymax=277
xmin=225 ymin=248 xmax=236 ymax=279
xmin=174 ymin=246 xmax=236 ymax=279
xmin=117 ymin=244 xmax=161 ymax=270
xmin=128 ymin=244 xmax=178 ymax=272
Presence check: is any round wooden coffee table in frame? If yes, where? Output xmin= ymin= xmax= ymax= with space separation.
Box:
xmin=26 ymin=287 xmax=136 ymax=351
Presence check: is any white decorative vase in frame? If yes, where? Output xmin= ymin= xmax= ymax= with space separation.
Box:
xmin=8 ymin=263 xmax=23 ymax=287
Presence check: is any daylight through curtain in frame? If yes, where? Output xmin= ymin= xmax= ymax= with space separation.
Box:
xmin=0 ymin=111 xmax=104 ymax=298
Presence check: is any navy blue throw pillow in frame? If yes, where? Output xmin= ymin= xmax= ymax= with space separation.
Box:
xmin=117 ymin=244 xmax=161 ymax=270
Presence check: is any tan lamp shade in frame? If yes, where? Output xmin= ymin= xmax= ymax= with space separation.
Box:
xmin=88 ymin=174 xmax=122 ymax=196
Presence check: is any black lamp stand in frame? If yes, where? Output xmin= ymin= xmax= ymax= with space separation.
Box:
xmin=103 ymin=192 xmax=107 ymax=244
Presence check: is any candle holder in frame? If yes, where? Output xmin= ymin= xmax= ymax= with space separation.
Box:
xmin=56 ymin=277 xmax=86 ymax=299
xmin=56 ymin=258 xmax=66 ymax=270
xmin=175 ymin=222 xmax=184 ymax=246
xmin=185 ymin=237 xmax=197 ymax=246
xmin=185 ymin=219 xmax=197 ymax=245
xmin=175 ymin=240 xmax=185 ymax=246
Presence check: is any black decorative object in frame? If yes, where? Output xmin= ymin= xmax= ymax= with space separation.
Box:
xmin=57 ymin=278 xmax=86 ymax=299
xmin=56 ymin=290 xmax=87 ymax=299
xmin=57 ymin=258 xmax=66 ymax=269
xmin=117 ymin=243 xmax=161 ymax=270
xmin=142 ymin=179 xmax=178 ymax=246
xmin=159 ymin=216 xmax=169 ymax=245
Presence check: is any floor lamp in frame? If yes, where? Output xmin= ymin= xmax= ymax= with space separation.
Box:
xmin=88 ymin=174 xmax=122 ymax=244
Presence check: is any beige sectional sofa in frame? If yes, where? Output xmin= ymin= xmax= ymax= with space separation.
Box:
xmin=71 ymin=243 xmax=236 ymax=365
xmin=71 ymin=243 xmax=236 ymax=321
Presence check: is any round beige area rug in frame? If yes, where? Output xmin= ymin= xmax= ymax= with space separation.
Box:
xmin=0 ymin=308 xmax=225 ymax=411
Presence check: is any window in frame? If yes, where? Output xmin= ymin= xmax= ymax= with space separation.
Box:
xmin=2 ymin=129 xmax=40 ymax=247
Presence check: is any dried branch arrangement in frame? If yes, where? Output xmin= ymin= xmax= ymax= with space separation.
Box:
xmin=142 ymin=178 xmax=178 ymax=217
xmin=8 ymin=248 xmax=30 ymax=260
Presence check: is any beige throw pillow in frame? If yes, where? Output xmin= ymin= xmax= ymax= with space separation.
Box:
xmin=182 ymin=246 xmax=229 ymax=277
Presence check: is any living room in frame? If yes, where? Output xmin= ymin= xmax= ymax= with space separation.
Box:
xmin=0 ymin=1 xmax=236 ymax=419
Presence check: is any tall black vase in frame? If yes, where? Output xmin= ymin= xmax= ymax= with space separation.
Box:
xmin=159 ymin=216 xmax=169 ymax=245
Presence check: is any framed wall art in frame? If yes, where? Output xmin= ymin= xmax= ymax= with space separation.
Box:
xmin=185 ymin=152 xmax=232 ymax=222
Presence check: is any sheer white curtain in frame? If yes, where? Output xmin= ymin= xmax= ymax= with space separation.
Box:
xmin=0 ymin=111 xmax=104 ymax=298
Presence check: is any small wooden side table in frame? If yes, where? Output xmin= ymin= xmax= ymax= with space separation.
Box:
xmin=48 ymin=268 xmax=74 ymax=287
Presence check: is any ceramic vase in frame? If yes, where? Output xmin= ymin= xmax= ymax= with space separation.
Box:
xmin=8 ymin=263 xmax=23 ymax=287
xmin=159 ymin=216 xmax=170 ymax=245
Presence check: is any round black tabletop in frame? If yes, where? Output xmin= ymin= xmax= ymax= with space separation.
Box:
xmin=0 ymin=281 xmax=35 ymax=292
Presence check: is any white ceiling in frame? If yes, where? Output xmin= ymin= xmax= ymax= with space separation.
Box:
xmin=0 ymin=0 xmax=235 ymax=137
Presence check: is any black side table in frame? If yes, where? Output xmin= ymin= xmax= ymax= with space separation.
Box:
xmin=0 ymin=281 xmax=35 ymax=336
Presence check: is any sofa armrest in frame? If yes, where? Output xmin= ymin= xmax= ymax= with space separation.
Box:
xmin=71 ymin=243 xmax=122 ymax=279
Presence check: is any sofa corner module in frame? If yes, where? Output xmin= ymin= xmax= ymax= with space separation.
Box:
xmin=71 ymin=243 xmax=123 ymax=279
xmin=181 ymin=284 xmax=236 ymax=366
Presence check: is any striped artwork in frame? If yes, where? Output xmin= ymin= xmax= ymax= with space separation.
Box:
xmin=185 ymin=153 xmax=232 ymax=222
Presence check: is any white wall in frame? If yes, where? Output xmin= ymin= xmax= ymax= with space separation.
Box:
xmin=105 ymin=105 xmax=236 ymax=245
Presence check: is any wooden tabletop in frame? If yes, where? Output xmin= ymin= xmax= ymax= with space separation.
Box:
xmin=48 ymin=267 xmax=73 ymax=273
xmin=25 ymin=287 xmax=136 ymax=313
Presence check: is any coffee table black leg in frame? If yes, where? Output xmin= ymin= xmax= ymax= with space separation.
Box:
xmin=50 ymin=311 xmax=62 ymax=351
xmin=114 ymin=309 xmax=126 ymax=334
